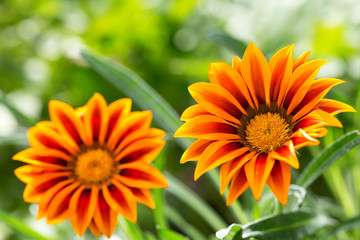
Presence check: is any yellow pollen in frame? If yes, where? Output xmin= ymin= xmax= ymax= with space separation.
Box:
xmin=245 ymin=112 xmax=291 ymax=153
xmin=74 ymin=148 xmax=116 ymax=186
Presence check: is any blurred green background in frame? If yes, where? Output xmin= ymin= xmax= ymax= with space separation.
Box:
xmin=0 ymin=0 xmax=360 ymax=239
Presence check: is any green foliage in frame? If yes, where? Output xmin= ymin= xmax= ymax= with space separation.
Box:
xmin=217 ymin=211 xmax=334 ymax=240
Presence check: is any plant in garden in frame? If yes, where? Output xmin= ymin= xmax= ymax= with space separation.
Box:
xmin=174 ymin=43 xmax=355 ymax=205
xmin=12 ymin=93 xmax=168 ymax=238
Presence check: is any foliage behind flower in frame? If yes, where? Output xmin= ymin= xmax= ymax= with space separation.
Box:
xmin=175 ymin=43 xmax=355 ymax=205
xmin=13 ymin=93 xmax=168 ymax=238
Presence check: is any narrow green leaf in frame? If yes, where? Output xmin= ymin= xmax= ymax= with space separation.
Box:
xmin=0 ymin=91 xmax=37 ymax=126
xmin=165 ymin=205 xmax=207 ymax=240
xmin=296 ymin=130 xmax=360 ymax=188
xmin=158 ymin=228 xmax=189 ymax=240
xmin=0 ymin=209 xmax=54 ymax=240
xmin=0 ymin=130 xmax=29 ymax=146
xmin=284 ymin=185 xmax=307 ymax=212
xmin=241 ymin=211 xmax=334 ymax=240
xmin=165 ymin=173 xmax=227 ymax=230
xmin=217 ymin=211 xmax=334 ymax=240
xmin=81 ymin=50 xmax=192 ymax=149
xmin=208 ymin=30 xmax=247 ymax=56
xmin=117 ymin=217 xmax=145 ymax=240
xmin=331 ymin=215 xmax=360 ymax=234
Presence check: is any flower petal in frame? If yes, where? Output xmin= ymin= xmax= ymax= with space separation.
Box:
xmin=114 ymin=138 xmax=165 ymax=163
xmin=128 ymin=188 xmax=156 ymax=209
xmin=89 ymin=220 xmax=101 ymax=238
xmin=220 ymin=151 xmax=256 ymax=194
xmin=189 ymin=82 xmax=245 ymax=123
xmin=194 ymin=141 xmax=249 ymax=180
xmin=314 ymin=99 xmax=356 ymax=115
xmin=284 ymin=60 xmax=327 ymax=113
xmin=106 ymin=98 xmax=132 ymax=141
xmin=14 ymin=165 xmax=49 ymax=184
xmin=267 ymin=160 xmax=291 ymax=205
xmin=270 ymin=141 xmax=299 ymax=169
xmin=240 ymin=43 xmax=271 ymax=105
xmin=180 ymin=104 xmax=211 ymax=121
xmin=69 ymin=185 xmax=99 ymax=236
xmin=174 ymin=115 xmax=240 ymax=140
xmin=209 ymin=62 xmax=255 ymax=109
xmin=292 ymin=51 xmax=311 ymax=72
xmin=102 ymin=181 xmax=137 ymax=222
xmin=116 ymin=162 xmax=169 ymax=189
xmin=269 ymin=45 xmax=294 ymax=104
xmin=49 ymin=100 xmax=90 ymax=146
xmin=244 ymin=154 xmax=275 ymax=200
xmin=291 ymin=129 xmax=320 ymax=150
xmin=292 ymin=78 xmax=344 ymax=121
xmin=83 ymin=93 xmax=109 ymax=145
xmin=180 ymin=139 xmax=215 ymax=164
xmin=226 ymin=167 xmax=249 ymax=205
xmin=93 ymin=191 xmax=118 ymax=238
xmin=107 ymin=111 xmax=153 ymax=151
xmin=46 ymin=182 xmax=80 ymax=224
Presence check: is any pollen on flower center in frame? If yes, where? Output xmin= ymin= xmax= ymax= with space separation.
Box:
xmin=73 ymin=148 xmax=116 ymax=186
xmin=245 ymin=112 xmax=291 ymax=153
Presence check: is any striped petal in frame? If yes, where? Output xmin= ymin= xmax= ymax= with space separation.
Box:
xmin=227 ymin=167 xmax=249 ymax=205
xmin=267 ymin=160 xmax=291 ymax=205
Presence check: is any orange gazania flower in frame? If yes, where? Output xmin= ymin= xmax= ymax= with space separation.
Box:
xmin=13 ymin=93 xmax=168 ymax=238
xmin=175 ymin=43 xmax=355 ymax=205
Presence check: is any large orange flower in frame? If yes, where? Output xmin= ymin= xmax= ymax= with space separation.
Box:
xmin=13 ymin=93 xmax=168 ymax=238
xmin=175 ymin=43 xmax=355 ymax=205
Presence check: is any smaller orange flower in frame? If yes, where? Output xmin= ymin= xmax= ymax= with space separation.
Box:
xmin=13 ymin=93 xmax=168 ymax=238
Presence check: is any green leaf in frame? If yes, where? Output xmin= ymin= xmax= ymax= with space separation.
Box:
xmin=330 ymin=215 xmax=360 ymax=235
xmin=165 ymin=173 xmax=227 ymax=230
xmin=208 ymin=30 xmax=247 ymax=56
xmin=296 ymin=130 xmax=360 ymax=188
xmin=216 ymin=224 xmax=242 ymax=240
xmin=0 ymin=209 xmax=54 ymax=240
xmin=0 ymin=130 xmax=29 ymax=146
xmin=81 ymin=50 xmax=192 ymax=149
xmin=158 ymin=228 xmax=189 ymax=240
xmin=216 ymin=211 xmax=334 ymax=240
xmin=0 ymin=91 xmax=37 ymax=127
xmin=284 ymin=185 xmax=307 ymax=212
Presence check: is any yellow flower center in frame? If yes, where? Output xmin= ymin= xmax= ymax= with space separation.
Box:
xmin=245 ymin=112 xmax=291 ymax=153
xmin=73 ymin=148 xmax=117 ymax=186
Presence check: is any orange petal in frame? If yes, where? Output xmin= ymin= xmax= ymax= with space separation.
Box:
xmin=284 ymin=60 xmax=328 ymax=113
xmin=292 ymin=78 xmax=344 ymax=121
xmin=220 ymin=151 xmax=256 ymax=194
xmin=13 ymin=148 xmax=70 ymax=169
xmin=189 ymin=82 xmax=245 ymax=123
xmin=28 ymin=124 xmax=77 ymax=154
xmin=291 ymin=129 xmax=320 ymax=150
xmin=46 ymin=182 xmax=80 ymax=224
xmin=269 ymin=45 xmax=294 ymax=104
xmin=14 ymin=165 xmax=49 ymax=184
xmin=226 ymin=167 xmax=249 ymax=205
xmin=295 ymin=110 xmax=343 ymax=130
xmin=89 ymin=220 xmax=101 ymax=238
xmin=37 ymin=179 xmax=74 ymax=220
xmin=240 ymin=43 xmax=271 ymax=105
xmin=107 ymin=111 xmax=153 ymax=151
xmin=314 ymin=99 xmax=356 ymax=115
xmin=83 ymin=93 xmax=109 ymax=145
xmin=180 ymin=104 xmax=211 ymax=121
xmin=49 ymin=100 xmax=90 ymax=146
xmin=174 ymin=115 xmax=240 ymax=140
xmin=116 ymin=162 xmax=168 ymax=189
xmin=209 ymin=62 xmax=254 ymax=109
xmin=267 ymin=160 xmax=291 ymax=205
xmin=232 ymin=56 xmax=242 ymax=76
xmin=270 ymin=141 xmax=299 ymax=169
xmin=244 ymin=154 xmax=275 ymax=200
xmin=93 ymin=191 xmax=118 ymax=238
xmin=292 ymin=51 xmax=311 ymax=72
xmin=69 ymin=185 xmax=99 ymax=236
xmin=106 ymin=98 xmax=132 ymax=141
xmin=114 ymin=138 xmax=165 ymax=163
xmin=23 ymin=171 xmax=71 ymax=203
xmin=308 ymin=127 xmax=328 ymax=138
xmin=102 ymin=181 xmax=137 ymax=222
xmin=129 ymin=188 xmax=156 ymax=209
xmin=194 ymin=141 xmax=249 ymax=180
xmin=180 ymin=139 xmax=215 ymax=164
